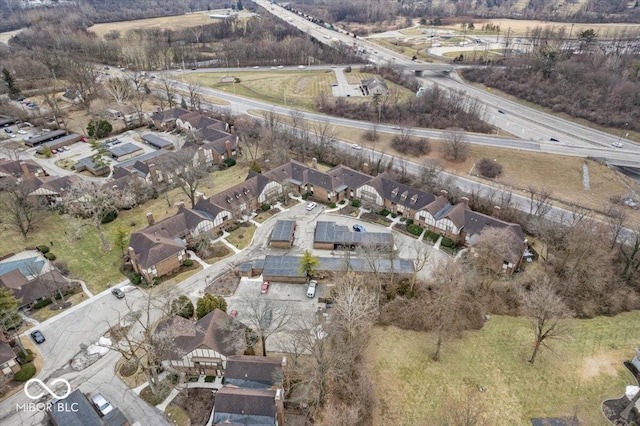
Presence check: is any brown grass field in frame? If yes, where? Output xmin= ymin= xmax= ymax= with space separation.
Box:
xmin=367 ymin=311 xmax=640 ymax=425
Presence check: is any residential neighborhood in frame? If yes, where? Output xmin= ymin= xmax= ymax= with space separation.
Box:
xmin=0 ymin=1 xmax=639 ymax=425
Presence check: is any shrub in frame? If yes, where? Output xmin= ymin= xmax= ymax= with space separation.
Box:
xmin=441 ymin=237 xmax=456 ymax=248
xmin=329 ymin=202 xmax=336 ymax=208
xmin=33 ymin=298 xmax=53 ymax=310
xmin=36 ymin=245 xmax=49 ymax=254
xmin=407 ymin=224 xmax=423 ymax=236
xmin=171 ymin=295 xmax=194 ymax=319
xmin=44 ymin=252 xmax=56 ymax=261
xmin=53 ymin=261 xmax=70 ymax=276
xmin=250 ymin=161 xmax=262 ymax=173
xmin=477 ymin=158 xmax=503 ymax=179
xmin=425 ymin=230 xmax=440 ymax=242
xmin=301 ymin=191 xmax=311 ymax=200
xmin=223 ymin=158 xmax=236 ymax=167
xmin=380 ymin=209 xmax=390 ymax=216
xmin=351 ymin=200 xmax=361 ymax=208
xmin=339 ymin=199 xmax=347 ymax=205
xmin=101 ymin=209 xmax=118 ymax=224
xmin=18 ymin=349 xmax=33 ymax=363
xmin=196 ymin=294 xmax=227 ymax=319
xmin=406 ymin=218 xmax=414 ymax=226
xmin=390 ymin=212 xmax=397 ymax=218
xmin=261 ymin=203 xmax=271 ymax=211
xmin=130 ymin=274 xmax=142 ymax=285
xmin=182 ymin=259 xmax=194 ymax=267
xmin=391 ymin=135 xmax=431 ymax=156
xmin=14 ymin=363 xmax=36 ymax=381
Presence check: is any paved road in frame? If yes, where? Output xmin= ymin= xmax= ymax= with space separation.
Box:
xmin=251 ymin=0 xmax=639 ymax=163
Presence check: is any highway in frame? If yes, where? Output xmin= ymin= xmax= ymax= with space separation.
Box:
xmin=252 ymin=0 xmax=639 ymax=164
xmin=164 ymin=73 xmax=640 ymax=165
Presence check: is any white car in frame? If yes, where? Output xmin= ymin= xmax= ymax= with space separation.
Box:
xmin=277 ymin=65 xmax=284 ymax=69
xmin=307 ymin=280 xmax=317 ymax=298
xmin=298 ymin=65 xmax=305 ymax=69
xmin=351 ymin=144 xmax=361 ymax=150
xmin=611 ymin=142 xmax=624 ymax=148
xmin=306 ymin=202 xmax=317 ymax=211
xmin=91 ymin=393 xmax=113 ymax=416
xmin=17 ymin=130 xmax=27 ymax=135
xmin=253 ymin=66 xmax=260 ymax=69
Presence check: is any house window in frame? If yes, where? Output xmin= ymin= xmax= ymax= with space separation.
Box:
xmin=0 ymin=362 xmax=8 ymax=369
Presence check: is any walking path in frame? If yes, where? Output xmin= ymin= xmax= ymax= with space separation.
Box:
xmin=433 ymin=235 xmax=443 ymax=250
xmin=74 ymin=280 xmax=94 ymax=297
xmin=187 ymin=250 xmax=209 ymax=269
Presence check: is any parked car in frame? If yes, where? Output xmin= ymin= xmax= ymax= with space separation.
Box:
xmin=497 ymin=109 xmax=505 ymax=114
xmin=30 ymin=330 xmax=45 ymax=344
xmin=261 ymin=281 xmax=271 ymax=294
xmin=351 ymin=144 xmax=361 ymax=150
xmin=17 ymin=130 xmax=27 ymax=135
xmin=4 ymin=128 xmax=12 ymax=133
xmin=550 ymin=137 xmax=559 ymax=142
xmin=90 ymin=393 xmax=114 ymax=416
xmin=306 ymin=202 xmax=317 ymax=211
xmin=352 ymin=224 xmax=366 ymax=232
xmin=306 ymin=280 xmax=317 ymax=298
xmin=111 ymin=288 xmax=125 ymax=299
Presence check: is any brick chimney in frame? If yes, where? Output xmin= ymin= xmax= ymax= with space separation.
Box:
xmin=440 ymin=189 xmax=448 ymax=198
xmin=362 ymin=162 xmax=369 ymax=174
xmin=19 ymin=162 xmax=31 ymax=178
xmin=197 ymin=147 xmax=206 ymax=166
xmin=225 ymin=139 xmax=233 ymax=159
xmin=281 ymin=356 xmax=287 ymax=367
xmin=274 ymin=388 xmax=285 ymax=426
xmin=460 ymin=196 xmax=469 ymax=205
xmin=146 ymin=212 xmax=155 ymax=226
xmin=492 ymin=206 xmax=501 ymax=218
xmin=127 ymin=247 xmax=139 ymax=273
xmin=175 ymin=201 xmax=185 ymax=208
xmin=148 ymin=163 xmax=159 ymax=186
xmin=311 ymin=158 xmax=318 ymax=169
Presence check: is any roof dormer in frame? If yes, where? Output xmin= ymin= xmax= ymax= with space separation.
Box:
xmin=391 ymin=188 xmax=399 ymax=197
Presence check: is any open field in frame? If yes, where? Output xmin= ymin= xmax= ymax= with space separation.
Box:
xmin=87 ymin=10 xmax=254 ymax=38
xmin=247 ymin=110 xmax=634 ymax=221
xmin=367 ymin=311 xmax=640 ymax=425
xmin=187 ymin=70 xmax=414 ymax=110
xmin=0 ymin=164 xmax=249 ymax=294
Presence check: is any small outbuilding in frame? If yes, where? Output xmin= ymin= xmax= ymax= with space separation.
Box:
xmin=269 ymin=220 xmax=296 ymax=249
xmin=73 ymin=156 xmax=110 ymax=176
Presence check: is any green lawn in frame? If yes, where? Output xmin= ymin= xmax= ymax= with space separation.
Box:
xmin=0 ymin=165 xmax=250 ymax=294
xmin=226 ymin=224 xmax=257 ymax=250
xmin=367 ymin=312 xmax=640 ymax=425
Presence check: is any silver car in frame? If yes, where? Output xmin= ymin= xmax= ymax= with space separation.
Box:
xmin=307 ymin=280 xmax=317 ymax=298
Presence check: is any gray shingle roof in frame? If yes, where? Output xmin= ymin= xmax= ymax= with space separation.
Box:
xmin=270 ymin=220 xmax=295 ymax=243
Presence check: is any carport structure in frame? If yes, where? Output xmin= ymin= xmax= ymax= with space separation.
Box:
xmin=239 ymin=255 xmax=414 ymax=283
xmin=313 ymin=221 xmax=393 ymax=251
xmin=269 ymin=220 xmax=296 ymax=249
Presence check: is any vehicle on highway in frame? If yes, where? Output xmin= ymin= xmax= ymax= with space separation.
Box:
xmin=352 ymin=224 xmax=366 ymax=232
xmin=611 ymin=142 xmax=624 ymax=148
xmin=306 ymin=202 xmax=317 ymax=211
xmin=261 ymin=281 xmax=271 ymax=294
xmin=4 ymin=128 xmax=12 ymax=133
xmin=30 ymin=330 xmax=45 ymax=344
xmin=277 ymin=65 xmax=284 ymax=69
xmin=351 ymin=143 xmax=361 ymax=150
xmin=91 ymin=393 xmax=114 ymax=416
xmin=50 ymin=149 xmax=57 ymax=154
xmin=298 ymin=65 xmax=305 ymax=69
xmin=498 ymin=109 xmax=505 ymax=114
xmin=253 ymin=66 xmax=260 ymax=69
xmin=111 ymin=288 xmax=125 ymax=299
xmin=271 ymin=66 xmax=277 ymax=69
xmin=550 ymin=138 xmax=559 ymax=142
xmin=307 ymin=280 xmax=317 ymax=298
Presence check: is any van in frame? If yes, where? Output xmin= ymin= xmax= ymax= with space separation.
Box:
xmin=306 ymin=202 xmax=317 ymax=211
xmin=307 ymin=280 xmax=317 ymax=298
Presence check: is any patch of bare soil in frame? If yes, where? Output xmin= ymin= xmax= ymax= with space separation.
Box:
xmin=169 ymin=388 xmax=215 ymax=426
xmin=205 ymin=270 xmax=240 ymax=296
xmin=582 ymin=355 xmax=619 ymax=380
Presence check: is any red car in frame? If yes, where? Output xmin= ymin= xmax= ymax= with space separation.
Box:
xmin=261 ymin=281 xmax=271 ymax=294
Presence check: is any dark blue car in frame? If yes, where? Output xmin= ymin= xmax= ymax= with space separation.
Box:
xmin=352 ymin=224 xmax=366 ymax=232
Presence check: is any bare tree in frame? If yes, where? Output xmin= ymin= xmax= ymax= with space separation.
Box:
xmin=64 ymin=181 xmax=118 ymax=250
xmin=604 ymin=204 xmax=627 ymax=249
xmin=312 ymin=120 xmax=335 ymax=163
xmin=157 ymin=75 xmax=178 ymax=110
xmin=526 ymin=185 xmax=553 ymax=219
xmin=104 ymin=77 xmax=130 ymax=106
xmin=468 ymin=227 xmax=522 ymax=276
xmin=156 ymin=148 xmax=209 ymax=208
xmin=440 ymin=128 xmax=469 ymax=162
xmin=124 ymin=71 xmax=149 ymax=126
xmin=0 ymin=178 xmax=40 ymax=239
xmin=519 ymin=273 xmax=572 ymax=364
xmin=186 ymin=78 xmax=202 ymax=111
xmin=105 ymin=290 xmax=175 ymax=395
xmin=241 ymin=298 xmax=295 ymax=356
xmin=425 ymin=259 xmax=477 ymax=361
xmin=61 ymin=59 xmax=101 ymax=112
